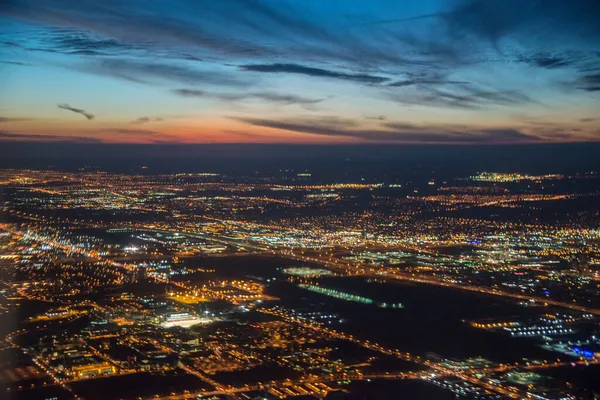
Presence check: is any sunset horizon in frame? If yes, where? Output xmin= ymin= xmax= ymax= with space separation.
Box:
xmin=2 ymin=0 xmax=599 ymax=144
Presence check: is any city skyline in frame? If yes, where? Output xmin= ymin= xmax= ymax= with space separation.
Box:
xmin=2 ymin=0 xmax=600 ymax=144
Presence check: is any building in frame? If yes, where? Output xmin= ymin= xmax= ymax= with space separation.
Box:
xmin=71 ymin=361 xmax=116 ymax=378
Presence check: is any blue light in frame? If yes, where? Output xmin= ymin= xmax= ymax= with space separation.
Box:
xmin=573 ymin=347 xmax=581 ymax=354
xmin=582 ymin=350 xmax=593 ymax=358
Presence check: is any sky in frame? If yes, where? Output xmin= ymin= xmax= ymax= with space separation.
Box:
xmin=1 ymin=0 xmax=599 ymax=145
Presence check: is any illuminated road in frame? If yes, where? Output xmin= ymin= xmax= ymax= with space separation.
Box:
xmin=5 ymin=214 xmax=597 ymax=316
xmin=258 ymin=308 xmax=523 ymax=399
xmin=277 ymin=251 xmax=600 ymax=316
xmin=148 ymin=371 xmax=419 ymax=400
xmin=140 ymin=221 xmax=600 ymax=316
xmin=371 ymin=269 xmax=600 ymax=315
xmin=178 ymin=362 xmax=242 ymax=400
xmin=2 ymin=222 xmax=597 ymax=400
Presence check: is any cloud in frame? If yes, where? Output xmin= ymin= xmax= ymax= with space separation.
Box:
xmin=365 ymin=115 xmax=386 ymax=121
xmin=57 ymin=103 xmax=95 ymax=120
xmin=2 ymin=0 xmax=600 ymax=128
xmin=2 ymin=28 xmax=140 ymax=58
xmin=524 ymin=126 xmax=600 ymax=141
xmin=580 ymin=118 xmax=596 ymax=123
xmin=231 ymin=116 xmax=358 ymax=135
xmin=4 ymin=1 xmax=600 ymax=75
xmin=383 ymin=123 xmax=539 ymax=143
xmin=576 ymin=73 xmax=600 ymax=92
xmin=231 ymin=116 xmax=389 ymax=140
xmin=173 ymin=89 xmax=205 ymax=97
xmin=79 ymin=59 xmax=250 ymax=87
xmin=430 ymin=0 xmax=600 ymax=53
xmin=388 ymin=78 xmax=469 ymax=87
xmin=386 ymin=82 xmax=537 ymax=109
xmin=240 ymin=63 xmax=388 ymax=84
xmin=96 ymin=128 xmax=161 ymax=136
xmin=519 ymin=53 xmax=581 ymax=69
xmin=0 ymin=117 xmax=31 ymax=123
xmin=0 ymin=0 xmax=331 ymax=61
xmin=347 ymin=12 xmax=445 ymax=28
xmin=172 ymin=88 xmax=323 ymax=106
xmin=219 ymin=130 xmax=271 ymax=140
xmin=0 ymin=60 xmax=32 ymax=66
xmin=348 ymin=0 xmax=600 ymax=73
xmin=232 ymin=116 xmax=541 ymax=143
xmin=241 ymin=92 xmax=324 ymax=105
xmin=131 ymin=116 xmax=163 ymax=124
xmin=0 ymin=128 xmax=175 ymax=143
xmin=50 ymin=30 xmax=135 ymax=56
xmin=0 ymin=131 xmax=101 ymax=143
xmin=91 ymin=127 xmax=181 ymax=143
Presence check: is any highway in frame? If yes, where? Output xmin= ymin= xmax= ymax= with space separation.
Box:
xmin=258 ymin=308 xmax=523 ymax=399
xmin=275 ymin=250 xmax=600 ymax=316
xmin=148 ymin=371 xmax=419 ymax=400
xmin=136 ymin=221 xmax=600 ymax=316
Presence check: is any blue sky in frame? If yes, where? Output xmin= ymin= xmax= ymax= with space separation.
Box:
xmin=1 ymin=0 xmax=599 ymax=144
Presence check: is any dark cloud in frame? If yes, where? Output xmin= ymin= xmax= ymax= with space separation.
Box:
xmin=525 ymin=126 xmax=600 ymax=141
xmin=0 ymin=128 xmax=172 ymax=143
xmin=50 ymin=30 xmax=135 ymax=55
xmin=387 ymin=82 xmax=537 ymax=109
xmin=471 ymin=128 xmax=540 ymax=142
xmin=460 ymin=85 xmax=534 ymax=105
xmin=240 ymin=63 xmax=388 ymax=84
xmin=350 ymin=0 xmax=600 ymax=73
xmin=232 ymin=116 xmax=540 ymax=143
xmin=232 ymin=116 xmax=358 ymax=133
xmin=231 ymin=116 xmax=392 ymax=141
xmin=539 ymin=131 xmax=576 ymax=140
xmin=79 ymin=59 xmax=249 ymax=87
xmin=385 ymin=128 xmax=538 ymax=143
xmin=0 ymin=131 xmax=101 ymax=143
xmin=383 ymin=123 xmax=538 ymax=143
xmin=92 ymin=128 xmax=180 ymax=142
xmin=240 ymin=92 xmax=323 ymax=105
xmin=172 ymin=88 xmax=323 ymax=106
xmin=0 ymin=0 xmax=314 ymax=59
xmin=0 ymin=40 xmax=20 ymax=47
xmin=576 ymin=73 xmax=600 ymax=92
xmin=173 ymin=89 xmax=205 ymax=97
xmin=386 ymin=70 xmax=470 ymax=89
xmin=131 ymin=116 xmax=163 ymax=124
xmin=99 ymin=128 xmax=161 ymax=135
xmin=0 ymin=60 xmax=32 ymax=66
xmin=220 ymin=130 xmax=270 ymax=139
xmin=388 ymin=79 xmax=469 ymax=87
xmin=0 ymin=117 xmax=31 ymax=123
xmin=57 ymin=103 xmax=95 ymax=120
xmin=580 ymin=118 xmax=596 ymax=123
xmin=0 ymin=29 xmax=131 ymax=57
xmin=2 ymin=0 xmax=599 ymax=122
xmin=68 ymin=50 xmax=108 ymax=56
xmin=4 ymin=0 xmax=600 ymax=73
xmin=383 ymin=122 xmax=425 ymax=130
xmin=440 ymin=0 xmax=600 ymax=47
xmin=347 ymin=12 xmax=445 ymax=28
xmin=520 ymin=53 xmax=580 ymax=69
xmin=365 ymin=115 xmax=386 ymax=121
xmin=5 ymin=28 xmax=210 ymax=63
